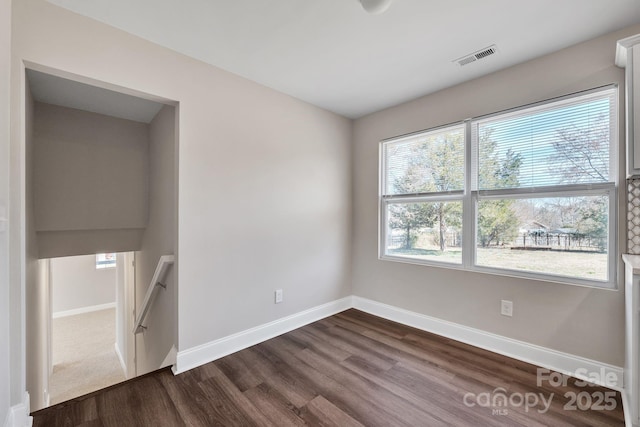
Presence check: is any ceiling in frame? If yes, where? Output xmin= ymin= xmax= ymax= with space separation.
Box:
xmin=26 ymin=69 xmax=164 ymax=123
xmin=46 ymin=0 xmax=640 ymax=119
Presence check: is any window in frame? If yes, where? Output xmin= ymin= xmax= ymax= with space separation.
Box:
xmin=96 ymin=253 xmax=116 ymax=269
xmin=380 ymin=86 xmax=617 ymax=287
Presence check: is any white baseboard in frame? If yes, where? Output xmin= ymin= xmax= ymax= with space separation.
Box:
xmin=352 ymin=296 xmax=624 ymax=391
xmin=114 ymin=342 xmax=127 ymax=377
xmin=173 ymin=294 xmax=623 ymax=393
xmin=173 ymin=296 xmax=353 ymax=374
xmin=4 ymin=392 xmax=32 ymax=427
xmin=53 ymin=302 xmax=116 ymax=319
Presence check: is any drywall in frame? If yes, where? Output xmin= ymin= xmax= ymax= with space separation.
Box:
xmin=135 ymin=105 xmax=177 ymax=375
xmin=38 ymin=229 xmax=145 ymax=259
xmin=114 ymin=252 xmax=126 ymax=377
xmin=32 ymin=102 xmax=149 ymax=258
xmin=33 ymin=102 xmax=149 ymax=232
xmin=352 ymin=24 xmax=640 ymax=367
xmin=25 ymin=81 xmax=49 ymax=412
xmin=11 ymin=0 xmax=351 ymax=374
xmin=50 ymin=254 xmax=116 ymax=314
xmin=8 ymin=30 xmax=22 ymax=423
xmin=0 ymin=0 xmax=10 ymax=421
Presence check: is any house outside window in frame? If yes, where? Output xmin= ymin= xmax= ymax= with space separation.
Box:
xmin=380 ymin=86 xmax=617 ymax=288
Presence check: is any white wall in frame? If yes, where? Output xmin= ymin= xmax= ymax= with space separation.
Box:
xmin=50 ymin=254 xmax=116 ymax=314
xmin=11 ymin=0 xmax=352 ymax=378
xmin=33 ymin=102 xmax=149 ymax=259
xmin=25 ymin=78 xmax=49 ymax=412
xmin=135 ymin=105 xmax=176 ymax=375
xmin=352 ymin=24 xmax=640 ymax=367
xmin=114 ymin=252 xmax=128 ymax=377
xmin=8 ymin=0 xmax=26 ymax=415
xmin=0 ymin=0 xmax=11 ymax=422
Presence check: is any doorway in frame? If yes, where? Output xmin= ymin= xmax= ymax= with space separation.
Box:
xmin=48 ymin=252 xmax=135 ymax=405
xmin=23 ymin=66 xmax=179 ymax=411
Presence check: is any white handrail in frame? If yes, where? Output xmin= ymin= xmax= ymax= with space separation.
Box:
xmin=133 ymin=255 xmax=174 ymax=334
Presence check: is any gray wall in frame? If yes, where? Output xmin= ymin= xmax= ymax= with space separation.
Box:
xmin=51 ymin=255 xmax=116 ymax=314
xmin=10 ymin=0 xmax=353 ymax=360
xmin=352 ymin=24 xmax=640 ymax=367
xmin=0 ymin=0 xmax=10 ymax=421
xmin=135 ymin=105 xmax=176 ymax=374
xmin=33 ymin=102 xmax=149 ymax=258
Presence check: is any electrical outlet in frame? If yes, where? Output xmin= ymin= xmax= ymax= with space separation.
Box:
xmin=275 ymin=289 xmax=283 ymax=304
xmin=501 ymin=300 xmax=513 ymax=317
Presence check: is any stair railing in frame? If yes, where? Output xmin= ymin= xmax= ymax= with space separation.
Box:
xmin=133 ymin=255 xmax=174 ymax=334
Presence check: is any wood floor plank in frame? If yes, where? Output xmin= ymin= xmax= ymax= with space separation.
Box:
xmin=195 ymin=376 xmax=263 ymax=426
xmin=32 ymin=397 xmax=100 ymax=427
xmin=243 ymin=383 xmax=306 ymax=427
xmin=239 ymin=345 xmax=319 ymax=408
xmin=261 ymin=338 xmax=416 ymax=426
xmin=287 ymin=327 xmax=352 ymax=362
xmin=340 ymin=354 xmax=509 ymax=427
xmin=299 ymin=396 xmax=364 ymax=427
xmin=96 ymin=374 xmax=184 ymax=427
xmin=293 ymin=346 xmax=449 ymax=427
xmin=32 ymin=309 xmax=626 ymax=427
xmin=215 ymin=353 xmax=264 ymax=392
xmin=303 ymin=323 xmax=397 ymax=370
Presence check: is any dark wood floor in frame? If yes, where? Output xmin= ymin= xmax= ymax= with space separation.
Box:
xmin=32 ymin=309 xmax=625 ymax=426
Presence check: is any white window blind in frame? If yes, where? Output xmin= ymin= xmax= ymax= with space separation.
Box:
xmin=473 ymin=89 xmax=615 ymax=190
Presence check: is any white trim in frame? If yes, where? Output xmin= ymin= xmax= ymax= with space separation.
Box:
xmin=616 ymin=34 xmax=640 ymax=68
xmin=173 ymin=294 xmax=622 ymax=392
xmin=621 ymin=390 xmax=634 ymax=427
xmin=173 ymin=296 xmax=353 ymax=375
xmin=352 ymin=296 xmax=624 ymax=391
xmin=52 ymin=302 xmax=115 ymax=319
xmin=3 ymin=393 xmax=32 ymax=427
xmin=378 ymin=86 xmax=618 ymax=290
xmin=114 ymin=342 xmax=127 ymax=377
xmin=123 ymin=252 xmax=136 ymax=379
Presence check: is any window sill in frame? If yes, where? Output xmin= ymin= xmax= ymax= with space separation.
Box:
xmin=379 ymin=254 xmax=617 ymax=291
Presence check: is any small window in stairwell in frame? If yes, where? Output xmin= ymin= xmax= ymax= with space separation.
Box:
xmin=96 ymin=253 xmax=116 ymax=269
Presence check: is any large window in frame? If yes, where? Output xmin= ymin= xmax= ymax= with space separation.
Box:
xmin=380 ymin=87 xmax=617 ymax=287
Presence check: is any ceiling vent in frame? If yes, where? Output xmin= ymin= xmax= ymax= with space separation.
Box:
xmin=454 ymin=45 xmax=498 ymax=67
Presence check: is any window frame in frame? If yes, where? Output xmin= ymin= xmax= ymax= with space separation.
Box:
xmin=379 ymin=85 xmax=618 ymax=289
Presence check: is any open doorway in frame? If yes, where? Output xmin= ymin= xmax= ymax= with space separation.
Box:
xmin=48 ymin=252 xmax=134 ymax=405
xmin=23 ymin=66 xmax=179 ymax=411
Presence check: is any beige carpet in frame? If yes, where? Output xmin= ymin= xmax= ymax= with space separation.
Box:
xmin=50 ymin=308 xmax=126 ymax=405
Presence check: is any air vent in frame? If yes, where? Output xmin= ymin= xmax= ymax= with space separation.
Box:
xmin=454 ymin=45 xmax=498 ymax=67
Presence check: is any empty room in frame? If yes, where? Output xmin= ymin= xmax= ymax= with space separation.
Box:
xmin=2 ymin=0 xmax=640 ymax=426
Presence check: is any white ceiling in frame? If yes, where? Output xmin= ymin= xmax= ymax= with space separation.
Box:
xmin=46 ymin=0 xmax=640 ymax=118
xmin=26 ymin=69 xmax=164 ymax=123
